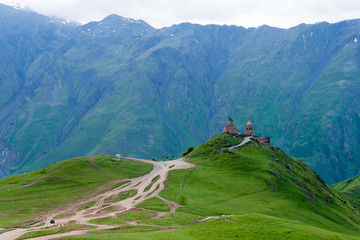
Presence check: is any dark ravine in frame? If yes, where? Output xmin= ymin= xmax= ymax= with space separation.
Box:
xmin=0 ymin=3 xmax=360 ymax=184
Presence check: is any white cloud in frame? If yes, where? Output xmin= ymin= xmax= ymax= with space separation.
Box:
xmin=1 ymin=0 xmax=360 ymax=29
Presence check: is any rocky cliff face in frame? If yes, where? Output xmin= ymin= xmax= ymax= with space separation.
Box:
xmin=0 ymin=4 xmax=359 ymax=183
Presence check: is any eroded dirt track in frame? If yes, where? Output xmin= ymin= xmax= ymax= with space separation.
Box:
xmin=0 ymin=158 xmax=195 ymax=240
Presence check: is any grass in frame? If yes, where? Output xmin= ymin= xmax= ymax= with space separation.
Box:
xmin=138 ymin=212 xmax=202 ymax=226
xmin=105 ymin=189 xmax=138 ymax=203
xmin=110 ymin=180 xmax=131 ymax=190
xmin=188 ymin=134 xmax=243 ymax=156
xmin=0 ymin=229 xmax=12 ymax=234
xmin=227 ymin=214 xmax=360 ymax=240
xmin=117 ymin=209 xmax=155 ymax=221
xmin=54 ymin=213 xmax=75 ymax=219
xmin=58 ymin=213 xmax=360 ymax=240
xmin=159 ymin=140 xmax=360 ymax=236
xmin=58 ymin=137 xmax=360 ymax=240
xmin=332 ymin=175 xmax=360 ymax=206
xmin=144 ymin=175 xmax=160 ymax=192
xmin=86 ymin=226 xmax=161 ymax=234
xmin=0 ymin=155 xmax=152 ymax=227
xmin=137 ymin=197 xmax=171 ymax=212
xmin=17 ymin=224 xmax=94 ymax=240
xmin=88 ymin=217 xmax=127 ymax=226
xmin=3 ymin=137 xmax=360 ymax=239
xmin=146 ymin=184 xmax=160 ymax=198
xmin=77 ymin=201 xmax=97 ymax=211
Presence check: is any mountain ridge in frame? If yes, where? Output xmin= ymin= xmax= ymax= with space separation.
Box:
xmin=0 ymin=3 xmax=360 ymax=184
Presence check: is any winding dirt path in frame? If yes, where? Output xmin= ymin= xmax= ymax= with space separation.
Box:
xmin=0 ymin=157 xmax=195 ymax=240
xmin=1 ymin=139 xmax=253 ymax=240
xmin=10 ymin=163 xmax=70 ymax=190
xmin=228 ymin=136 xmax=252 ymax=151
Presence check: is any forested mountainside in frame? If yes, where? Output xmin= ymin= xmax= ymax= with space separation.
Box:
xmin=0 ymin=3 xmax=359 ymax=183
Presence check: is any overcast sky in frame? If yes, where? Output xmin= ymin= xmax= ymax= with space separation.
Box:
xmin=1 ymin=0 xmax=360 ymax=29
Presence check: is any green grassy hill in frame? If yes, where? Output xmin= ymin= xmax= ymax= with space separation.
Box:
xmin=1 ymin=136 xmax=360 ymax=239
xmin=157 ymin=138 xmax=360 ymax=238
xmin=0 ymin=155 xmax=152 ymax=227
xmin=332 ymin=175 xmax=360 ymax=207
xmin=61 ymin=136 xmax=360 ymax=239
xmin=187 ymin=134 xmax=243 ymax=156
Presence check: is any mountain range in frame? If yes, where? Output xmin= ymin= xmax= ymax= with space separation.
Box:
xmin=0 ymin=3 xmax=360 ymax=184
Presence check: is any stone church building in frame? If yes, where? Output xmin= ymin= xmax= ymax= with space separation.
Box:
xmin=222 ymin=117 xmax=270 ymax=145
xmin=222 ymin=117 xmax=238 ymax=135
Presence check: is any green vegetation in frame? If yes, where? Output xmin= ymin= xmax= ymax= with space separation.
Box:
xmin=144 ymin=175 xmax=160 ymax=192
xmin=105 ymin=190 xmax=138 ymax=203
xmin=88 ymin=217 xmax=127 ymax=226
xmin=138 ymin=212 xmax=202 ymax=226
xmin=56 ymin=137 xmax=355 ymax=239
xmin=17 ymin=224 xmax=94 ymax=240
xmin=0 ymin=156 xmax=152 ymax=227
xmin=332 ymin=175 xmax=360 ymax=206
xmin=61 ymin=213 xmax=360 ymax=240
xmin=110 ymin=180 xmax=131 ymax=190
xmin=86 ymin=226 xmax=161 ymax=235
xmin=137 ymin=197 xmax=171 ymax=212
xmin=0 ymin=229 xmax=12 ymax=234
xmin=2 ymin=11 xmax=360 ymax=186
xmin=146 ymin=184 xmax=160 ymax=198
xmin=117 ymin=209 xmax=155 ymax=221
xmin=77 ymin=201 xmax=96 ymax=211
xmin=182 ymin=146 xmax=194 ymax=156
xmin=158 ymin=139 xmax=360 ymax=238
xmin=54 ymin=213 xmax=75 ymax=219
xmin=2 ymin=136 xmax=360 ymax=239
xmin=188 ymin=134 xmax=243 ymax=156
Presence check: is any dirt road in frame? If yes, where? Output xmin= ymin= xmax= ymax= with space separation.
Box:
xmin=1 ymin=138 xmax=252 ymax=240
xmin=0 ymin=157 xmax=195 ymax=240
xmin=229 ymin=136 xmax=252 ymax=150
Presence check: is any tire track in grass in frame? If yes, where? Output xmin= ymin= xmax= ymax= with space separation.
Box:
xmin=172 ymin=168 xmax=195 ymax=203
xmin=11 ymin=163 xmax=70 ymax=190
xmin=0 ymin=157 xmax=195 ymax=240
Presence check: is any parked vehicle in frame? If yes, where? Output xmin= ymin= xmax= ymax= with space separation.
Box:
xmin=50 ymin=219 xmax=55 ymax=224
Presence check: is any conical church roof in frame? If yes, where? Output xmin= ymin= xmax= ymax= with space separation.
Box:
xmin=247 ymin=120 xmax=252 ymax=125
xmin=228 ymin=116 xmax=233 ymax=121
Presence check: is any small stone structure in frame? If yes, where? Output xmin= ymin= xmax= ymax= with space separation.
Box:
xmin=245 ymin=120 xmax=254 ymax=136
xmin=222 ymin=117 xmax=239 ymax=135
xmin=222 ymin=117 xmax=270 ymax=145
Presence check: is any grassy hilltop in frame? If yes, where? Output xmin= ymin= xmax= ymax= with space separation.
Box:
xmin=1 ymin=135 xmax=360 ymax=239
xmin=0 ymin=155 xmax=152 ymax=227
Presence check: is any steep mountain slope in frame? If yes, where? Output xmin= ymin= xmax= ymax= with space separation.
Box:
xmin=0 ymin=4 xmax=74 ymax=176
xmin=0 ymin=4 xmax=360 ymax=184
xmin=1 ymin=137 xmax=360 ymax=239
xmin=332 ymin=174 xmax=360 ymax=206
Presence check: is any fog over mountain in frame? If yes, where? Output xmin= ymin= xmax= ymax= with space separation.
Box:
xmin=0 ymin=3 xmax=360 ymax=184
xmin=2 ymin=0 xmax=360 ymax=28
